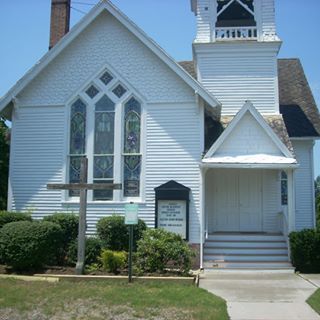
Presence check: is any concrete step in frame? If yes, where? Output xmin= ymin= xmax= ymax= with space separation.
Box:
xmin=205 ymin=241 xmax=287 ymax=248
xmin=203 ymin=260 xmax=293 ymax=269
xmin=207 ymin=233 xmax=285 ymax=242
xmin=204 ymin=254 xmax=289 ymax=262
xmin=204 ymin=247 xmax=288 ymax=255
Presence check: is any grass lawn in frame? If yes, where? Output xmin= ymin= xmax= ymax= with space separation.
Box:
xmin=0 ymin=278 xmax=228 ymax=320
xmin=307 ymin=289 xmax=320 ymax=315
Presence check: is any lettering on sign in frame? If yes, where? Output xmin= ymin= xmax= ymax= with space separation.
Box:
xmin=157 ymin=200 xmax=186 ymax=239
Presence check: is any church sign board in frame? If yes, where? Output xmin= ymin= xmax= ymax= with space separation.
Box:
xmin=154 ymin=181 xmax=190 ymax=240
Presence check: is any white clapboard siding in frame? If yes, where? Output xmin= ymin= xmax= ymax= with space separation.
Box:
xmin=145 ymin=103 xmax=201 ymax=243
xmin=292 ymin=140 xmax=315 ymax=230
xmin=195 ymin=0 xmax=212 ymax=43
xmin=195 ymin=42 xmax=279 ymax=115
xmin=262 ymin=170 xmax=281 ymax=232
xmin=20 ymin=11 xmax=194 ymax=106
xmin=10 ymin=106 xmax=65 ymax=213
xmin=261 ymin=0 xmax=276 ymax=37
xmin=9 ymin=102 xmax=201 ymax=242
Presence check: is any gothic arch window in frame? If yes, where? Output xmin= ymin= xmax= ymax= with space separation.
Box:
xmin=68 ymin=69 xmax=143 ymax=201
xmin=216 ymin=0 xmax=256 ymax=27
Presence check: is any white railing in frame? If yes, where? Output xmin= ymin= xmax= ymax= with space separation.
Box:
xmin=278 ymin=209 xmax=291 ymax=260
xmin=215 ymin=27 xmax=257 ymax=41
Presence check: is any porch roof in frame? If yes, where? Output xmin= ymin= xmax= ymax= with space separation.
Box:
xmin=201 ymin=154 xmax=298 ymax=169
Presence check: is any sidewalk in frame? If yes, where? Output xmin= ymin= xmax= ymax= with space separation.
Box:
xmin=199 ymin=272 xmax=320 ymax=320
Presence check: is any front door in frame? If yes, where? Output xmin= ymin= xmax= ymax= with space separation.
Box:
xmin=212 ymin=169 xmax=262 ymax=232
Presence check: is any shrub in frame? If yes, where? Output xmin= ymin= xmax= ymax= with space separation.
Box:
xmin=97 ymin=215 xmax=147 ymax=251
xmin=0 ymin=211 xmax=32 ymax=229
xmin=43 ymin=213 xmax=79 ymax=264
xmin=100 ymin=249 xmax=127 ymax=274
xmin=0 ymin=221 xmax=63 ymax=270
xmin=67 ymin=237 xmax=102 ymax=266
xmin=135 ymin=229 xmax=194 ymax=275
xmin=289 ymin=229 xmax=320 ymax=273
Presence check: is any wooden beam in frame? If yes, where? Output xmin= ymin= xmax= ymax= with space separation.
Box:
xmin=47 ymin=183 xmax=122 ymax=190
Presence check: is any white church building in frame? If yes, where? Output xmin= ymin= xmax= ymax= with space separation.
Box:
xmin=1 ymin=0 xmax=319 ymax=269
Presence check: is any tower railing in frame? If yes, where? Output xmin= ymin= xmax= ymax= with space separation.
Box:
xmin=215 ymin=26 xmax=258 ymax=41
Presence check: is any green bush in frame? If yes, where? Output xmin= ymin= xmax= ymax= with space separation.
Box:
xmin=43 ymin=213 xmax=79 ymax=264
xmin=100 ymin=249 xmax=127 ymax=274
xmin=0 ymin=221 xmax=63 ymax=270
xmin=289 ymin=229 xmax=320 ymax=273
xmin=0 ymin=211 xmax=32 ymax=229
xmin=67 ymin=237 xmax=102 ymax=266
xmin=97 ymin=215 xmax=147 ymax=251
xmin=135 ymin=229 xmax=194 ymax=275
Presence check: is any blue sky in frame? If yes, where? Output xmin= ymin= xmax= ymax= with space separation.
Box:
xmin=0 ymin=0 xmax=319 ymax=177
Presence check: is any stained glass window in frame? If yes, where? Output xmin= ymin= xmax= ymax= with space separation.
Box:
xmin=86 ymin=85 xmax=99 ymax=99
xmin=123 ymin=97 xmax=141 ymax=197
xmin=124 ymin=155 xmax=141 ymax=197
xmin=112 ymin=84 xmax=127 ymax=98
xmin=93 ymin=95 xmax=115 ymax=201
xmin=69 ymin=99 xmax=86 ymax=197
xmin=281 ymin=171 xmax=288 ymax=205
xmin=70 ymin=99 xmax=86 ymax=155
xmin=100 ymin=71 xmax=113 ymax=86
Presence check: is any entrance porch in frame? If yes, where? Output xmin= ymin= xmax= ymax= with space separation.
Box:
xmin=200 ymin=167 xmax=295 ymax=269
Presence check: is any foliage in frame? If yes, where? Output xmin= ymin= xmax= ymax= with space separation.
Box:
xmin=43 ymin=213 xmax=79 ymax=264
xmin=135 ymin=228 xmax=195 ymax=275
xmin=0 ymin=119 xmax=9 ymax=210
xmin=317 ymin=194 xmax=320 ymax=230
xmin=0 ymin=211 xmax=32 ymax=229
xmin=0 ymin=279 xmax=229 ymax=320
xmin=100 ymin=249 xmax=127 ymax=274
xmin=67 ymin=237 xmax=102 ymax=266
xmin=289 ymin=229 xmax=320 ymax=273
xmin=96 ymin=215 xmax=147 ymax=251
xmin=0 ymin=221 xmax=63 ymax=270
xmin=315 ymin=176 xmax=320 ymax=199
xmin=307 ymin=288 xmax=320 ymax=315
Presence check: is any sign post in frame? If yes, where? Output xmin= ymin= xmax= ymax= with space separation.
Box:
xmin=125 ymin=203 xmax=138 ymax=283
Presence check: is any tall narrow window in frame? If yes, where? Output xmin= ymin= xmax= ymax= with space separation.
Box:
xmin=93 ymin=95 xmax=115 ymax=200
xmin=123 ymin=97 xmax=141 ymax=197
xmin=69 ymin=98 xmax=86 ymax=197
xmin=281 ymin=171 xmax=288 ymax=205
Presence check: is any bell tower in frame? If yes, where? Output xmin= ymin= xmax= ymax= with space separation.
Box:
xmin=191 ymin=0 xmax=282 ymax=115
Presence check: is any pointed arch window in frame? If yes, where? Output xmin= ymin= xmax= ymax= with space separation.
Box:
xmin=216 ymin=0 xmax=256 ymax=27
xmin=67 ymin=69 xmax=143 ymax=202
xmin=123 ymin=97 xmax=141 ymax=198
xmin=69 ymin=98 xmax=86 ymax=197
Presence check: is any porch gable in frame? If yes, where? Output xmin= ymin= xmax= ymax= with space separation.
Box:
xmin=203 ymin=101 xmax=297 ymax=167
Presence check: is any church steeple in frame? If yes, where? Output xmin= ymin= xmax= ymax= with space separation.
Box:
xmin=191 ymin=0 xmax=279 ymax=43
xmin=192 ymin=0 xmax=282 ymax=115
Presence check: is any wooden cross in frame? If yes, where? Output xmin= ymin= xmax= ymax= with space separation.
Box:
xmin=47 ymin=157 xmax=122 ymax=275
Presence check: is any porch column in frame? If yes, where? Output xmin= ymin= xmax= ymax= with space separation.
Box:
xmin=287 ymin=169 xmax=296 ymax=232
xmin=199 ymin=166 xmax=207 ymax=269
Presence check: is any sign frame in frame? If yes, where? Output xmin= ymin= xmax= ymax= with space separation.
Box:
xmin=154 ymin=180 xmax=190 ymax=241
xmin=125 ymin=203 xmax=138 ymax=225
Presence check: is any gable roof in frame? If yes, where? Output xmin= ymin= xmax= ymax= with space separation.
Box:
xmin=179 ymin=59 xmax=320 ymax=138
xmin=0 ymin=0 xmax=220 ymax=118
xmin=203 ymin=101 xmax=296 ymax=166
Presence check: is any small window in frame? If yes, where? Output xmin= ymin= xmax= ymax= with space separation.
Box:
xmin=100 ymin=71 xmax=113 ymax=86
xmin=281 ymin=171 xmax=288 ymax=206
xmin=112 ymin=84 xmax=127 ymax=98
xmin=216 ymin=0 xmax=256 ymax=27
xmin=85 ymin=85 xmax=99 ymax=99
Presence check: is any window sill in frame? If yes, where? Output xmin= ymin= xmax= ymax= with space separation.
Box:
xmin=61 ymin=200 xmax=146 ymax=205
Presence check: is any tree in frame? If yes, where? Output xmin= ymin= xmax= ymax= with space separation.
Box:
xmin=0 ymin=118 xmax=10 ymax=210
xmin=315 ymin=176 xmax=320 ymax=199
xmin=315 ymin=176 xmax=320 ymax=229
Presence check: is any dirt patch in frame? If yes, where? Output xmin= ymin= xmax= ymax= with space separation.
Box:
xmin=0 ymin=301 xmax=190 ymax=320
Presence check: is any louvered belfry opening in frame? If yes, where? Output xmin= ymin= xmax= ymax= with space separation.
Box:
xmin=49 ymin=0 xmax=71 ymax=49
